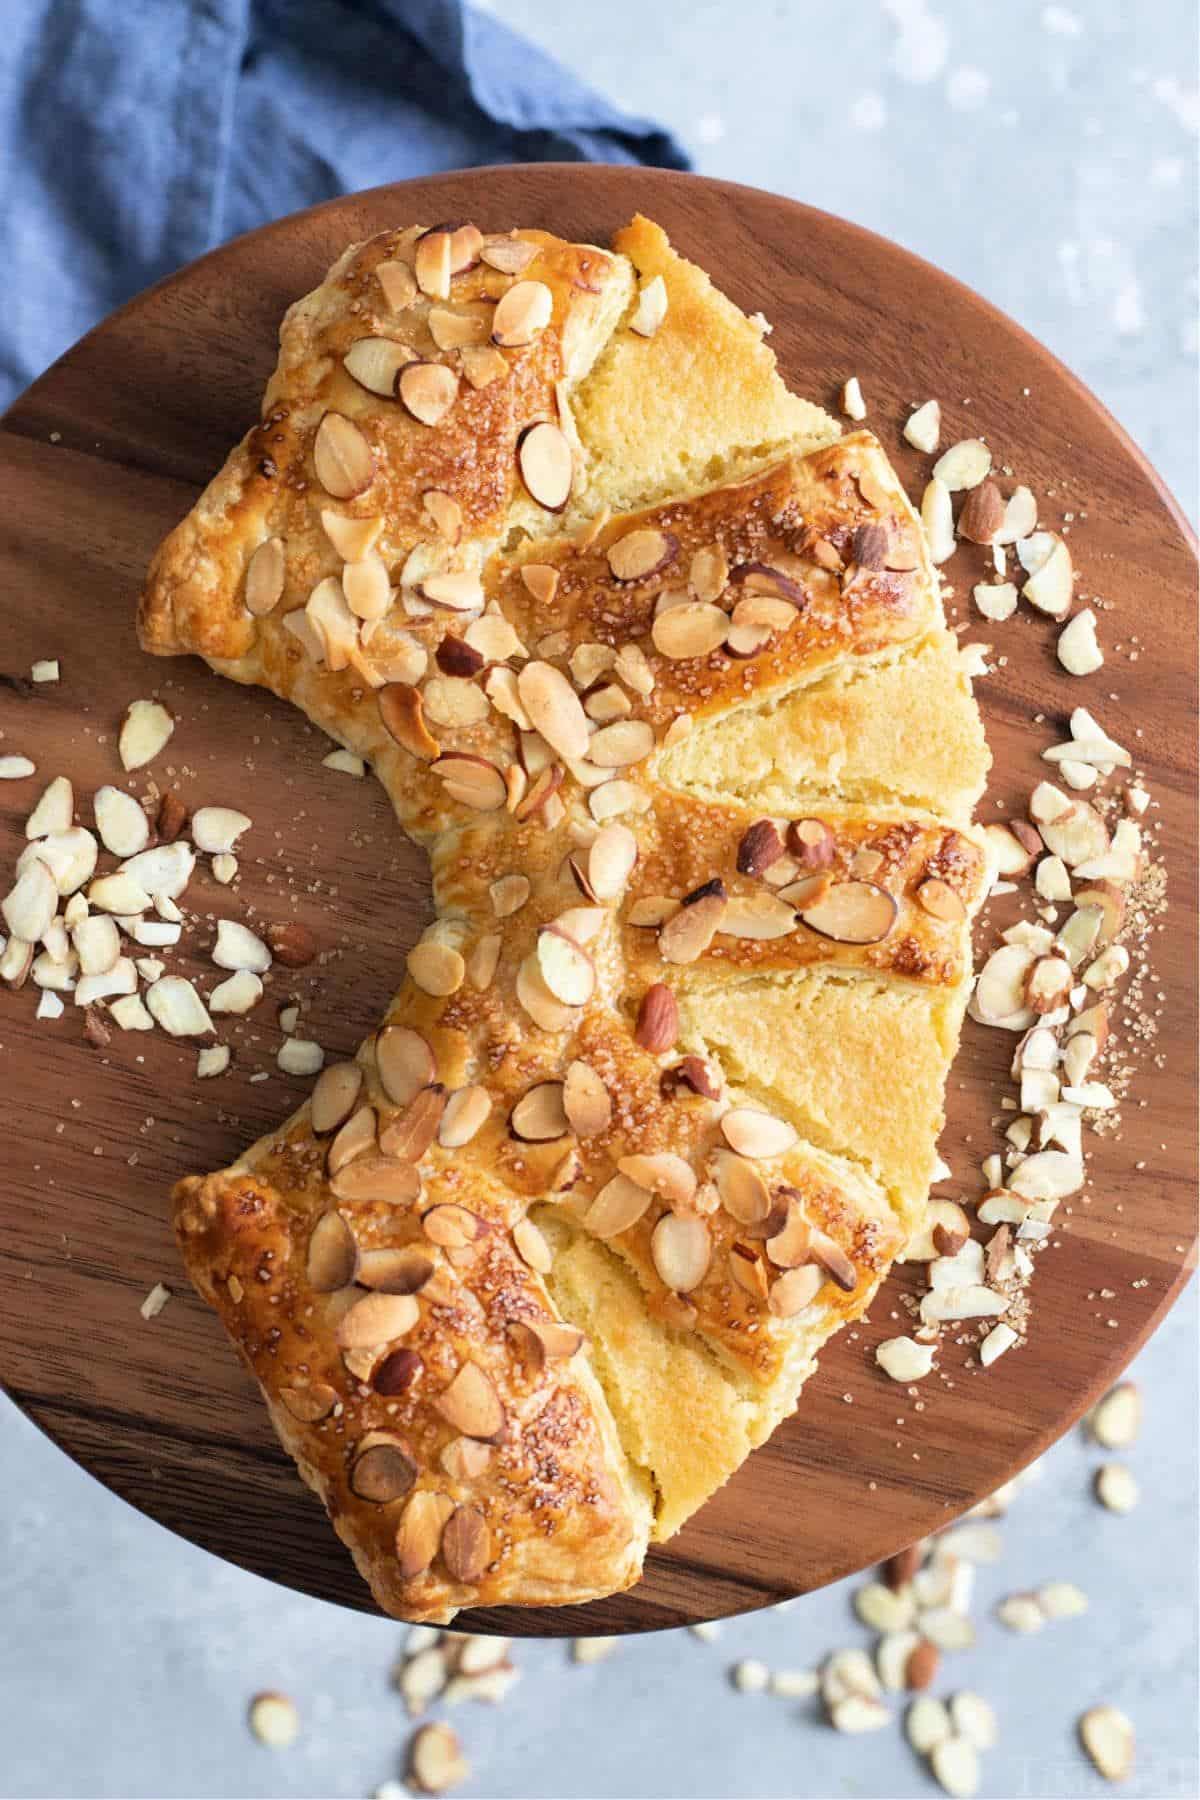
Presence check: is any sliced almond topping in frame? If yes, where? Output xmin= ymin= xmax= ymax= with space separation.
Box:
xmin=481 ymin=234 xmax=539 ymax=275
xmin=306 ymin=1210 xmax=358 ymax=1292
xmin=407 ymin=936 xmax=465 ymax=997
xmin=765 ymin=1199 xmax=812 ymax=1269
xmin=651 ymin=602 xmax=728 ymax=660
xmin=340 ymin=554 xmax=390 ymax=622
xmin=462 ymin=931 xmax=500 ymax=993
xmin=375 ymin=258 xmax=418 ymax=309
xmin=305 ymin=574 xmax=359 ymax=670
xmin=460 ymin=343 xmax=508 ymax=389
xmin=414 ymin=227 xmax=452 ymax=299
xmin=721 ymin=1107 xmax=796 ymax=1160
xmin=720 ymin=892 xmax=799 ymax=940
xmin=517 ymin=661 xmax=590 ymax=761
xmin=562 ymin=1060 xmax=612 ymax=1137
xmin=801 ymin=879 xmax=897 ymax=944
xmin=310 ymin=1061 xmax=364 ymax=1135
xmin=428 ymin=305 xmax=490 ymax=352
xmin=511 ymin=1317 xmax=585 ymax=1371
xmin=659 ymin=884 xmax=727 ymax=964
xmin=396 ymin=1491 xmax=454 ymax=1580
xmin=337 ymin=1290 xmax=419 ymax=1351
xmin=582 ymin=820 xmax=635 ymax=900
xmin=606 ymin=527 xmax=677 ymax=583
xmin=436 ymin=1361 xmax=503 ymax=1439
xmin=728 ymin=1243 xmax=769 ymax=1300
xmin=421 ymin=1204 xmax=484 ymax=1250
xmin=715 ymin=1151 xmax=771 ymax=1225
xmin=118 ymin=698 xmax=174 ymax=771
xmin=244 ymin=536 xmax=286 ymax=617
xmin=491 ymin=279 xmax=553 ymax=346
xmin=916 ymin=877 xmax=966 ymax=923
xmin=515 ymin=952 xmax=575 ymax=1032
xmin=358 ymin=1248 xmax=435 ymax=1295
xmin=586 ymin=1173 xmax=653 ymax=1238
xmin=350 ymin=1433 xmax=418 ymax=1503
xmin=619 ymin=1152 xmax=696 ymax=1207
xmin=510 ymin=1081 xmax=570 ymax=1142
xmin=512 ymin=1216 xmax=553 ymax=1274
xmin=438 ymin=1085 xmax=491 ymax=1148
xmin=769 ymin=1263 xmax=823 ymax=1317
xmin=635 ymin=982 xmax=679 ymax=1053
xmin=441 ymin=1503 xmax=491 ymax=1583
xmin=536 ymin=926 xmax=595 ymax=1006
xmin=629 ymin=274 xmax=668 ymax=338
xmin=651 ymin=1212 xmax=711 ymax=1293
xmin=376 ymin=1026 xmax=436 ymax=1109
xmin=313 ymin=412 xmax=374 ymax=499
xmin=329 ymin=1154 xmax=420 ymax=1203
xmin=398 ymin=361 xmax=459 ymax=427
xmin=810 ymin=1231 xmax=858 ymax=1291
xmin=517 ymin=421 xmax=573 ymax=511
xmin=280 ymin=1381 xmax=338 ymax=1424
xmin=520 ymin=562 xmax=560 ymax=606
xmin=379 ymin=1085 xmax=447 ymax=1162
xmin=688 ymin=542 xmax=729 ymax=602
xmin=432 ymin=753 xmax=507 ymax=813
xmin=343 ymin=336 xmax=414 ymax=398
xmin=582 ymin=720 xmax=651 ymax=770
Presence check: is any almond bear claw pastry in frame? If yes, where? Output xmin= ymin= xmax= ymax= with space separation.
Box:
xmin=140 ymin=214 xmax=991 ymax=1622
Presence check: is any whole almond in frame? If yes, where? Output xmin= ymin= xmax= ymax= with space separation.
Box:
xmin=905 ymin=1639 xmax=939 ymax=1691
xmin=957 ymin=479 xmax=1005 ymax=545
xmin=636 ymin=983 xmax=679 ymax=1053
xmin=737 ymin=819 xmax=784 ymax=877
xmin=883 ymin=1543 xmax=922 ymax=1591
xmin=267 ymin=921 xmax=318 ymax=967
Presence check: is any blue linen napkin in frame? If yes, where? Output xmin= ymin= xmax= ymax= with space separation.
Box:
xmin=0 ymin=0 xmax=689 ymax=406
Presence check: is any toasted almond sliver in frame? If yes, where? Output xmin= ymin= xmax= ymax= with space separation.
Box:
xmin=651 ymin=1212 xmax=711 ymax=1292
xmin=427 ymin=305 xmax=490 ymax=352
xmin=480 ymin=235 xmax=539 ymax=275
xmin=398 ymin=361 xmax=458 ymax=427
xmin=652 ymin=601 xmax=728 ymax=660
xmin=407 ymin=939 xmax=465 ymax=998
xmin=313 ymin=412 xmax=374 ymax=499
xmin=517 ymin=662 xmax=590 ymax=761
xmin=562 ymin=1060 xmax=612 ymax=1137
xmin=436 ymin=1361 xmax=503 ymax=1439
xmin=607 ymin=527 xmax=677 ymax=583
xmin=587 ymin=718 xmax=656 ymax=768
xmin=337 ymin=1290 xmax=419 ymax=1350
xmin=306 ymin=1209 xmax=358 ymax=1291
xmin=510 ymin=1081 xmax=570 ymax=1142
xmin=720 ymin=1107 xmax=796 ymax=1160
xmin=329 ymin=1154 xmax=420 ymax=1203
xmin=343 ymin=336 xmax=413 ymax=398
xmin=244 ymin=535 xmax=287 ymax=615
xmin=659 ymin=888 xmax=727 ymax=964
xmin=492 ymin=279 xmax=553 ymax=347
xmin=145 ymin=974 xmax=213 ymax=1037
xmin=536 ymin=927 xmax=595 ymax=1006
xmin=586 ymin=1173 xmax=653 ymax=1238
xmin=439 ymin=1085 xmax=491 ymax=1148
xmin=801 ymin=879 xmax=898 ymax=945
xmin=517 ymin=421 xmax=573 ymax=511
xmin=433 ymin=753 xmax=507 ymax=812
xmin=327 ymin=1103 xmax=376 ymax=1174
xmin=587 ymin=821 xmax=638 ymax=900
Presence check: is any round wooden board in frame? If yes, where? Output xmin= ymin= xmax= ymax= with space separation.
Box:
xmin=1 ymin=166 xmax=1195 ymax=1637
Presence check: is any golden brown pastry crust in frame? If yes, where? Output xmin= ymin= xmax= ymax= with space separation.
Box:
xmin=141 ymin=216 xmax=989 ymax=1622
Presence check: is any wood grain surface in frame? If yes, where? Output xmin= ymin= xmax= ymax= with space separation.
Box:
xmin=0 ymin=165 xmax=1195 ymax=1637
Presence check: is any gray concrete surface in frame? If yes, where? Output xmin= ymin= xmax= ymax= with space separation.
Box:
xmin=1 ymin=1 xmax=1196 ymax=1795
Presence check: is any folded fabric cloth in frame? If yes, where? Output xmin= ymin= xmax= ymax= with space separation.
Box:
xmin=0 ymin=0 xmax=688 ymax=405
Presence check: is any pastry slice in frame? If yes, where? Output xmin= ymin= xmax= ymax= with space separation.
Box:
xmin=140 ymin=215 xmax=989 ymax=1622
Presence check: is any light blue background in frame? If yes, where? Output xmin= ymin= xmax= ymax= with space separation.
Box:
xmin=2 ymin=2 xmax=1195 ymax=1795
